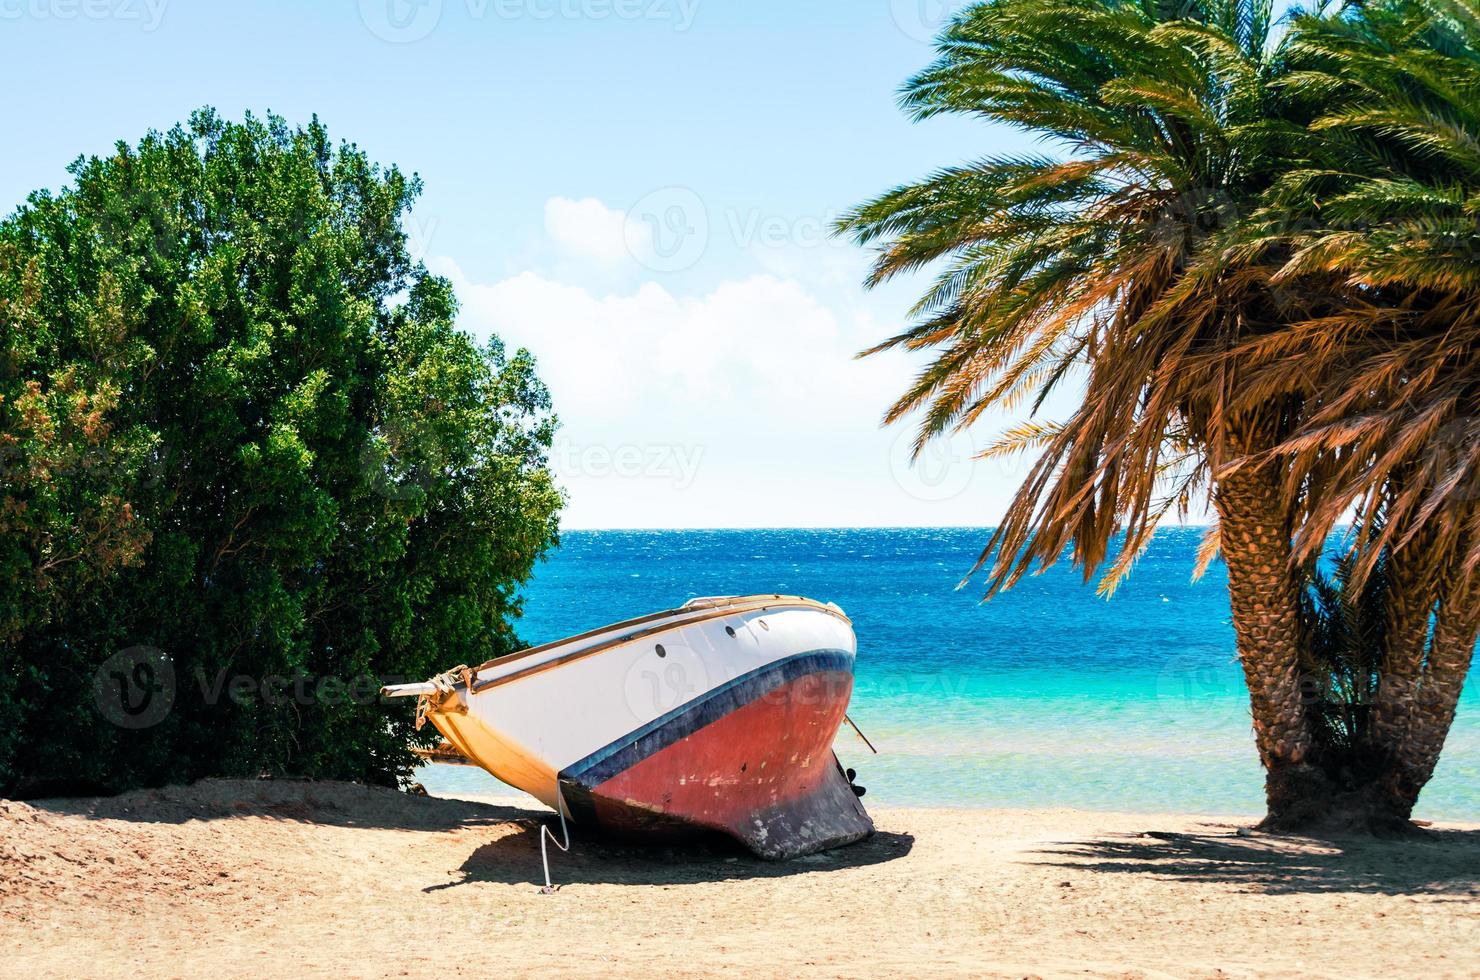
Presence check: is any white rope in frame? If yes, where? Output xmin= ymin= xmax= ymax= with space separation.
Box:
xmin=413 ymin=664 xmax=471 ymax=731
xmin=539 ymin=790 xmax=571 ymax=894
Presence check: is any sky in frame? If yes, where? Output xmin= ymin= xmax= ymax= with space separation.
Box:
xmin=0 ymin=0 xmax=1072 ymax=529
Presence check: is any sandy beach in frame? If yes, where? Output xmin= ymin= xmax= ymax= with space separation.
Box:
xmin=2 ymin=780 xmax=1476 ymax=979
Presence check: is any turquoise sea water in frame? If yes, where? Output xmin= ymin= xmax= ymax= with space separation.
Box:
xmin=418 ymin=527 xmax=1480 ymax=819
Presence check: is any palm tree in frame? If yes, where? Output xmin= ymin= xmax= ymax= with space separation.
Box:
xmin=1220 ymin=0 xmax=1480 ymax=823
xmin=1301 ymin=543 xmax=1389 ymax=786
xmin=837 ymin=0 xmax=1469 ymax=831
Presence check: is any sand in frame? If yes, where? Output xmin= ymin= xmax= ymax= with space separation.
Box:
xmin=2 ymin=780 xmax=1477 ymax=979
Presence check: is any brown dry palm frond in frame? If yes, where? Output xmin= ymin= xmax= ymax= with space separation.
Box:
xmin=839 ymin=0 xmax=1314 ymax=596
xmin=1211 ymin=0 xmax=1480 ymax=584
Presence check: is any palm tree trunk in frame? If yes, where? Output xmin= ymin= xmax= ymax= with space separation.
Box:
xmin=1380 ymin=569 xmax=1480 ymax=818
xmin=1214 ymin=450 xmax=1323 ymax=829
xmin=1368 ymin=521 xmax=1445 ymax=820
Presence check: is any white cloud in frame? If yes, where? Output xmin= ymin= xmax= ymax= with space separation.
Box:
xmin=433 ymin=261 xmax=898 ymax=430
xmin=542 ymin=196 xmax=633 ymax=263
xmin=425 ymin=195 xmax=1035 ymax=529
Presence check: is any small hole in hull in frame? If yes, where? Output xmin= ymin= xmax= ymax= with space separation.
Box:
xmin=655 ymin=644 xmax=667 ymax=658
xmin=725 ymin=626 xmax=736 ymax=637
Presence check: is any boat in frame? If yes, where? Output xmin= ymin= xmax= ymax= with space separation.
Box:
xmin=382 ymin=594 xmax=874 ymax=859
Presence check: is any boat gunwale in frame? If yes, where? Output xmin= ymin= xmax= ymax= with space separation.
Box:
xmin=465 ymin=596 xmax=851 ymax=694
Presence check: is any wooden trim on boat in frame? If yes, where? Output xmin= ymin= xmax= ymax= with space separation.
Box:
xmin=467 ymin=597 xmax=850 ymax=694
xmin=471 ymin=595 xmax=847 ymax=673
xmin=412 ymin=742 xmax=476 ymax=766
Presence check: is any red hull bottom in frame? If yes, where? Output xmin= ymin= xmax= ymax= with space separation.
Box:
xmin=559 ymin=659 xmax=873 ymax=859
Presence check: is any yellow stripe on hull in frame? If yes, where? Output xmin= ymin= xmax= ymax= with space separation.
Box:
xmin=427 ymin=709 xmax=560 ymax=808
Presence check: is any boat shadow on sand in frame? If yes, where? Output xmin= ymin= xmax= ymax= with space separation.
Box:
xmin=1029 ymin=823 xmax=1480 ymax=899
xmin=424 ymin=819 xmax=916 ymax=891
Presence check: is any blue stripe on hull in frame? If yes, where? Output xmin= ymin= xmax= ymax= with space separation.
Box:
xmin=560 ymin=649 xmax=854 ymax=788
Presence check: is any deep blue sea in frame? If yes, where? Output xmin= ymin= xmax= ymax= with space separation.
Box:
xmin=419 ymin=527 xmax=1480 ymax=819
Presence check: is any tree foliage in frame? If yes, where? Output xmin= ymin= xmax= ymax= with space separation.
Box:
xmin=0 ymin=110 xmax=563 ymax=796
xmin=1236 ymin=0 xmax=1480 ymax=574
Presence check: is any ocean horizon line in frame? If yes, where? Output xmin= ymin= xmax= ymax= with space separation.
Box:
xmin=553 ymin=523 xmax=1220 ymax=533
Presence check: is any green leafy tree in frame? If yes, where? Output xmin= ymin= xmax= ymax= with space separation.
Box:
xmin=0 ymin=110 xmax=562 ymax=795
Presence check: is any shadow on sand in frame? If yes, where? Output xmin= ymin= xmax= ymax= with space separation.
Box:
xmin=423 ymin=820 xmax=915 ymax=891
xmin=1030 ymin=823 xmax=1480 ymax=898
xmin=27 ymin=778 xmax=546 ymax=832
xmin=22 ymin=777 xmax=913 ymax=887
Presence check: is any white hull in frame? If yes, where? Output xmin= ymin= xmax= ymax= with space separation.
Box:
xmin=392 ymin=595 xmax=856 ymax=810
